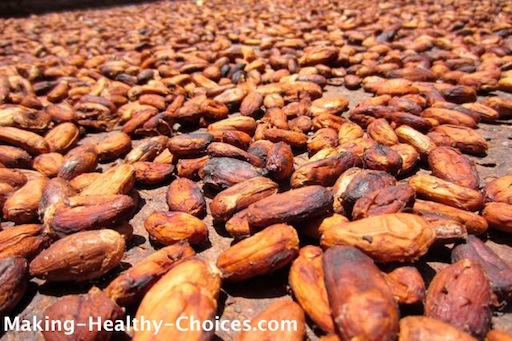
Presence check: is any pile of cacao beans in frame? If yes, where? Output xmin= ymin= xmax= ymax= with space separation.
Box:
xmin=1 ymin=0 xmax=512 ymax=340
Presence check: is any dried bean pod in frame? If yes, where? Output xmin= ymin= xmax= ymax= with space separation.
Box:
xmin=133 ymin=162 xmax=174 ymax=185
xmin=33 ymin=153 xmax=64 ymax=178
xmin=399 ymin=316 xmax=477 ymax=341
xmin=0 ymin=257 xmax=29 ymax=315
xmin=352 ymin=184 xmax=415 ymax=220
xmin=413 ymin=199 xmax=488 ymax=235
xmin=167 ymin=178 xmax=206 ymax=217
xmin=0 ymin=224 xmax=51 ymax=260
xmin=44 ymin=122 xmax=79 ymax=153
xmin=210 ymin=177 xmax=278 ymax=221
xmin=409 ymin=174 xmax=484 ymax=211
xmin=425 ymin=259 xmax=492 ymax=338
xmin=58 ymin=145 xmax=98 ymax=181
xmin=43 ymin=288 xmax=124 ymax=341
xmin=321 ymin=213 xmax=435 ymax=262
xmin=428 ymin=146 xmax=479 ymax=189
xmin=291 ymin=152 xmax=362 ymax=188
xmin=207 ymin=142 xmax=264 ymax=167
xmin=323 ymin=246 xmax=399 ymax=341
xmin=217 ymin=224 xmax=299 ymax=282
xmin=265 ymin=141 xmax=294 ymax=181
xmin=168 ymin=132 xmax=214 ymax=156
xmin=144 ymin=211 xmax=208 ymax=246
xmin=367 ymin=118 xmax=399 ymax=146
xmin=0 ymin=126 xmax=49 ymax=155
xmin=427 ymin=125 xmax=487 ymax=155
xmin=202 ymin=157 xmax=265 ymax=191
xmin=80 ymin=164 xmax=135 ymax=196
xmin=384 ymin=266 xmax=425 ymax=305
xmin=106 ymin=243 xmax=195 ymax=306
xmin=94 ymin=132 xmax=132 ymax=162
xmin=483 ymin=202 xmax=512 ymax=233
xmin=484 ymin=176 xmax=512 ymax=204
xmin=0 ymin=145 xmax=32 ymax=168
xmin=332 ymin=168 xmax=396 ymax=216
xmin=452 ymin=235 xmax=512 ymax=302
xmin=362 ymin=144 xmax=402 ymax=176
xmin=289 ymin=246 xmax=334 ymax=334
xmin=49 ymin=195 xmax=136 ymax=237
xmin=247 ymin=186 xmax=333 ymax=228
xmin=30 ymin=229 xmax=125 ymax=282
